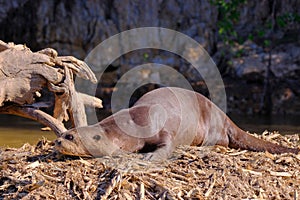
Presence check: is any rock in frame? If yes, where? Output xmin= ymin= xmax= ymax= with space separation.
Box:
xmin=232 ymin=56 xmax=266 ymax=78
xmin=0 ymin=0 xmax=218 ymax=59
xmin=269 ymin=44 xmax=300 ymax=78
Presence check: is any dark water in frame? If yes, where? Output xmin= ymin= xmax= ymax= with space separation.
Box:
xmin=230 ymin=114 xmax=300 ymax=134
xmin=0 ymin=114 xmax=299 ymax=148
xmin=0 ymin=115 xmax=56 ymax=148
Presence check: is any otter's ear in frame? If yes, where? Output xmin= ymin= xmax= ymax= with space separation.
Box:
xmin=93 ymin=135 xmax=101 ymax=141
xmin=65 ymin=134 xmax=74 ymax=141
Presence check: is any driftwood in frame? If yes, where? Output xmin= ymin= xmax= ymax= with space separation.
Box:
xmin=0 ymin=40 xmax=102 ymax=136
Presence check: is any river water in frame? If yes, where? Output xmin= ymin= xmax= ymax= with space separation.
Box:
xmin=230 ymin=114 xmax=300 ymax=134
xmin=0 ymin=114 xmax=299 ymax=148
xmin=0 ymin=115 xmax=56 ymax=148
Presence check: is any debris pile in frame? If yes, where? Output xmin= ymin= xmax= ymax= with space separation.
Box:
xmin=0 ymin=131 xmax=299 ymax=199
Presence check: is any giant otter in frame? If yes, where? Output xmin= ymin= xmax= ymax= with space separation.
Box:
xmin=55 ymin=87 xmax=299 ymax=160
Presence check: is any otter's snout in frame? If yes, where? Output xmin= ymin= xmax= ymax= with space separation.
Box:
xmin=55 ymin=138 xmax=62 ymax=146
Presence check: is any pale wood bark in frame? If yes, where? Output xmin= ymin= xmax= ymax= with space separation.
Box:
xmin=0 ymin=40 xmax=102 ymax=136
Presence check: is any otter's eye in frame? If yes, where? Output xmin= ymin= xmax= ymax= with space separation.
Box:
xmin=93 ymin=135 xmax=101 ymax=141
xmin=65 ymin=134 xmax=74 ymax=141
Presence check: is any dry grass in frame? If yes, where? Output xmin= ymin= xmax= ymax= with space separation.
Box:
xmin=0 ymin=131 xmax=299 ymax=199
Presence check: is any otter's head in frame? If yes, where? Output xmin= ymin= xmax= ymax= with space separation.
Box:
xmin=55 ymin=128 xmax=92 ymax=157
xmin=55 ymin=125 xmax=122 ymax=157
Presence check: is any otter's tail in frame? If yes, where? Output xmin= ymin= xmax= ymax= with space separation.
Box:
xmin=227 ymin=128 xmax=299 ymax=154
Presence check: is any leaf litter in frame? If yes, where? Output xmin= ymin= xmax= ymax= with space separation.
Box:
xmin=0 ymin=131 xmax=299 ymax=199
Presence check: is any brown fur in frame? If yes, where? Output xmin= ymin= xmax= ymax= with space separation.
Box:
xmin=55 ymin=87 xmax=299 ymax=160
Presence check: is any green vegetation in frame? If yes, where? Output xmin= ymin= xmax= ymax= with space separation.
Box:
xmin=211 ymin=0 xmax=300 ymax=47
xmin=210 ymin=0 xmax=246 ymax=45
xmin=277 ymin=12 xmax=300 ymax=28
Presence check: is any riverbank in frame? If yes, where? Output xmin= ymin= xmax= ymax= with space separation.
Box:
xmin=0 ymin=131 xmax=299 ymax=199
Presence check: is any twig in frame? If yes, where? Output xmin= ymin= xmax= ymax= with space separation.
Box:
xmin=204 ymin=173 xmax=216 ymax=197
xmin=78 ymin=92 xmax=102 ymax=108
xmin=100 ymin=170 xmax=122 ymax=200
xmin=139 ymin=182 xmax=145 ymax=200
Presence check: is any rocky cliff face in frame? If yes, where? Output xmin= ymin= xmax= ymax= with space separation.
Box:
xmin=0 ymin=0 xmax=299 ymax=115
xmin=0 ymin=0 xmax=219 ymax=58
